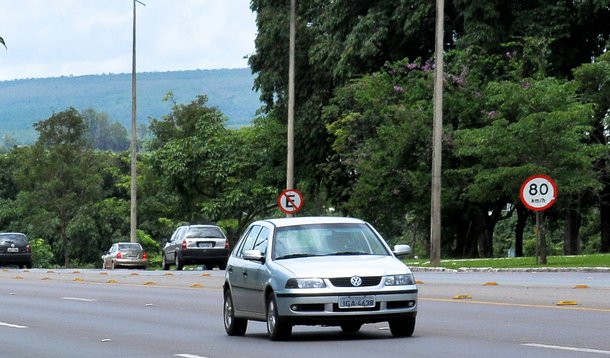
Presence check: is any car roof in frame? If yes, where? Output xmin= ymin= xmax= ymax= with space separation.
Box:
xmin=115 ymin=242 xmax=142 ymax=247
xmin=0 ymin=232 xmax=27 ymax=238
xmin=258 ymin=216 xmax=366 ymax=228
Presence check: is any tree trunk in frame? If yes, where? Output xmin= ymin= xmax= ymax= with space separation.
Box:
xmin=601 ymin=183 xmax=610 ymax=252
xmin=515 ymin=203 xmax=529 ymax=257
xmin=563 ymin=205 xmax=581 ymax=255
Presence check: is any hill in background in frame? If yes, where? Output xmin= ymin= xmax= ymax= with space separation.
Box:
xmin=0 ymin=68 xmax=261 ymax=144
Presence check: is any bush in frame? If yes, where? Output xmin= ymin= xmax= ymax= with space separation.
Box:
xmin=30 ymin=238 xmax=54 ymax=268
xmin=138 ymin=230 xmax=161 ymax=269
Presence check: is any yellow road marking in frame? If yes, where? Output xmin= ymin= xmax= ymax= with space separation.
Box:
xmin=421 ymin=297 xmax=610 ymax=313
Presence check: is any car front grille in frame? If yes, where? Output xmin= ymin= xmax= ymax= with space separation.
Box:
xmin=329 ymin=276 xmax=382 ymax=287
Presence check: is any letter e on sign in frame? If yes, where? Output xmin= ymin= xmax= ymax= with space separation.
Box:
xmin=520 ymin=174 xmax=557 ymax=211
xmin=278 ymin=189 xmax=304 ymax=214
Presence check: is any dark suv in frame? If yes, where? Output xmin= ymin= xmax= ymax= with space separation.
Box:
xmin=0 ymin=233 xmax=32 ymax=269
xmin=162 ymin=225 xmax=229 ymax=270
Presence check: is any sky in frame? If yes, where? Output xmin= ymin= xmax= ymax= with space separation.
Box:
xmin=0 ymin=0 xmax=258 ymax=81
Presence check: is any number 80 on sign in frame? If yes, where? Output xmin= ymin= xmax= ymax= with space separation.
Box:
xmin=520 ymin=174 xmax=557 ymax=211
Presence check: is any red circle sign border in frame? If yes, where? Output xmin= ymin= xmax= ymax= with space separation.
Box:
xmin=520 ymin=174 xmax=557 ymax=211
xmin=277 ymin=189 xmax=304 ymax=214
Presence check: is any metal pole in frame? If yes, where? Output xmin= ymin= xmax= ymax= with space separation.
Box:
xmin=286 ymin=0 xmax=296 ymax=216
xmin=130 ymin=0 xmax=145 ymax=243
xmin=536 ymin=211 xmax=547 ymax=264
xmin=430 ymin=0 xmax=444 ymax=266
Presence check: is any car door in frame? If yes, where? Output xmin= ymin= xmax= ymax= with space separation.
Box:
xmin=228 ymin=225 xmax=262 ymax=313
xmin=166 ymin=226 xmax=185 ymax=262
xmin=103 ymin=244 xmax=117 ymax=268
xmin=241 ymin=226 xmax=270 ymax=314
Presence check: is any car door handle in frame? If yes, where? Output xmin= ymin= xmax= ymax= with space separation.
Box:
xmin=242 ymin=271 xmax=248 ymax=278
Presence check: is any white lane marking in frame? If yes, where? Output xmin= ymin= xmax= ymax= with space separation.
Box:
xmin=61 ymin=297 xmax=98 ymax=302
xmin=175 ymin=354 xmax=209 ymax=358
xmin=0 ymin=321 xmax=28 ymax=329
xmin=523 ymin=343 xmax=610 ymax=355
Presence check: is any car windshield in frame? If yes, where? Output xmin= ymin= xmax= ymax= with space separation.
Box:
xmin=118 ymin=243 xmax=142 ymax=251
xmin=0 ymin=234 xmax=27 ymax=244
xmin=186 ymin=227 xmax=224 ymax=238
xmin=273 ymin=223 xmax=389 ymax=260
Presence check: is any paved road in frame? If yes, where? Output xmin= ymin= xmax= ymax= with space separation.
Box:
xmin=1 ymin=269 xmax=609 ymax=357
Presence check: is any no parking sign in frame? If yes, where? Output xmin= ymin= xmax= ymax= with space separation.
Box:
xmin=277 ymin=189 xmax=303 ymax=215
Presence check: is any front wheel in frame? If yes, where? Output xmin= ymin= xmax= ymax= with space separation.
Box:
xmin=389 ymin=316 xmax=416 ymax=337
xmin=266 ymin=294 xmax=292 ymax=341
xmin=161 ymin=255 xmax=170 ymax=270
xmin=224 ymin=290 xmax=247 ymax=336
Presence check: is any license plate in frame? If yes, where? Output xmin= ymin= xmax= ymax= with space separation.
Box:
xmin=199 ymin=242 xmax=213 ymax=248
xmin=7 ymin=247 xmax=19 ymax=253
xmin=338 ymin=295 xmax=375 ymax=308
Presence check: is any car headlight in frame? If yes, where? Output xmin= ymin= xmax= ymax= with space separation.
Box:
xmin=285 ymin=278 xmax=326 ymax=289
xmin=385 ymin=274 xmax=415 ymax=286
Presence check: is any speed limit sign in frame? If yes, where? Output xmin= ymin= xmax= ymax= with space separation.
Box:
xmin=520 ymin=174 xmax=557 ymax=211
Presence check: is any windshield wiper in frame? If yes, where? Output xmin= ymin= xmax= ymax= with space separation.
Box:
xmin=326 ymin=251 xmax=370 ymax=256
xmin=275 ymin=253 xmax=319 ymax=260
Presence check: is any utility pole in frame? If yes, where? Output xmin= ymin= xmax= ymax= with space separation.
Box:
xmin=286 ymin=0 xmax=296 ymax=216
xmin=430 ymin=0 xmax=444 ymax=266
xmin=130 ymin=0 xmax=145 ymax=243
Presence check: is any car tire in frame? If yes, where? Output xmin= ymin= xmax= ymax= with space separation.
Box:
xmin=110 ymin=260 xmax=116 ymax=270
xmin=340 ymin=322 xmax=362 ymax=333
xmin=218 ymin=261 xmax=227 ymax=270
xmin=389 ymin=316 xmax=416 ymax=337
xmin=266 ymin=294 xmax=292 ymax=341
xmin=223 ymin=290 xmax=247 ymax=336
xmin=175 ymin=254 xmax=183 ymax=270
xmin=161 ymin=255 xmax=170 ymax=270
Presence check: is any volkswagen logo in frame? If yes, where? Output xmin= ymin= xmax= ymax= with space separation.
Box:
xmin=350 ymin=276 xmax=362 ymax=287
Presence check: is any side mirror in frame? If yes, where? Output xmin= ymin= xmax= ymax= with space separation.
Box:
xmin=243 ymin=249 xmax=265 ymax=263
xmin=393 ymin=244 xmax=411 ymax=257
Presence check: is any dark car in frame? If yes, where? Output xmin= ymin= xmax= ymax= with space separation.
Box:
xmin=162 ymin=224 xmax=229 ymax=270
xmin=0 ymin=233 xmax=32 ymax=269
xmin=101 ymin=242 xmax=147 ymax=270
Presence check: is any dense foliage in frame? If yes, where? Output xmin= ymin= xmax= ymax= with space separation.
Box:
xmin=1 ymin=1 xmax=609 ymax=267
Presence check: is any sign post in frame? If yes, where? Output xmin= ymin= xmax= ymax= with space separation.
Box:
xmin=277 ymin=189 xmax=304 ymax=216
xmin=520 ymin=174 xmax=557 ymax=264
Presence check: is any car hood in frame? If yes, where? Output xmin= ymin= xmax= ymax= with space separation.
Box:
xmin=274 ymin=255 xmax=410 ymax=278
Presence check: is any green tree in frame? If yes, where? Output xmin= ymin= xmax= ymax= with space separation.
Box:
xmin=454 ymin=78 xmax=600 ymax=256
xmin=147 ymin=95 xmax=230 ymax=222
xmin=14 ymin=108 xmax=104 ymax=266
xmin=147 ymin=95 xmax=281 ymax=243
xmin=574 ymin=52 xmax=610 ymax=252
xmin=81 ymin=108 xmax=129 ymax=151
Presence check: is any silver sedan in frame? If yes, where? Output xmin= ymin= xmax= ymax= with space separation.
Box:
xmin=223 ymin=216 xmax=417 ymax=340
xmin=102 ymin=242 xmax=147 ymax=270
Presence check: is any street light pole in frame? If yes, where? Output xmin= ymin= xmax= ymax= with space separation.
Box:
xmin=130 ymin=0 xmax=145 ymax=243
xmin=286 ymin=0 xmax=296 ymax=216
xmin=430 ymin=0 xmax=444 ymax=266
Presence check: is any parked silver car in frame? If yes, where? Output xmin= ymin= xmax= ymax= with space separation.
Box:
xmin=102 ymin=242 xmax=147 ymax=269
xmin=0 ymin=233 xmax=32 ymax=269
xmin=162 ymin=224 xmax=229 ymax=270
xmin=223 ymin=217 xmax=417 ymax=340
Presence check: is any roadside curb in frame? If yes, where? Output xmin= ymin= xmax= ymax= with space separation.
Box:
xmin=410 ymin=267 xmax=610 ymax=273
